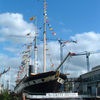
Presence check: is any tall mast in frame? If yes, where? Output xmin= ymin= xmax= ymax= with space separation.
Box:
xmin=29 ymin=38 xmax=32 ymax=65
xmin=34 ymin=17 xmax=38 ymax=74
xmin=43 ymin=0 xmax=47 ymax=72
xmin=26 ymin=33 xmax=32 ymax=76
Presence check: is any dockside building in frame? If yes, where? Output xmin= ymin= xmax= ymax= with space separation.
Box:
xmin=77 ymin=65 xmax=100 ymax=96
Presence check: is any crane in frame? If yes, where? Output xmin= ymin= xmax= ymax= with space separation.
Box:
xmin=58 ymin=39 xmax=77 ymax=73
xmin=71 ymin=50 xmax=100 ymax=72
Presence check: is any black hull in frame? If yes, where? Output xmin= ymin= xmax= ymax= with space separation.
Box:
xmin=14 ymin=71 xmax=66 ymax=94
xmin=24 ymin=79 xmax=61 ymax=93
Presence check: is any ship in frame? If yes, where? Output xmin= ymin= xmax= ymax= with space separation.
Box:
xmin=14 ymin=0 xmax=72 ymax=94
xmin=14 ymin=53 xmax=71 ymax=94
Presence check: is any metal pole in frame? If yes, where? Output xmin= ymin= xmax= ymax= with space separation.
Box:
xmin=58 ymin=39 xmax=63 ymax=73
xmin=86 ymin=52 xmax=90 ymax=72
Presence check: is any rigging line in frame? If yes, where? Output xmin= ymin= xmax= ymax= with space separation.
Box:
xmin=7 ymin=35 xmax=34 ymax=39
xmin=48 ymin=49 xmax=54 ymax=69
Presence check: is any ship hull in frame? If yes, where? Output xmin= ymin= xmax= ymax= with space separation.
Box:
xmin=14 ymin=71 xmax=66 ymax=94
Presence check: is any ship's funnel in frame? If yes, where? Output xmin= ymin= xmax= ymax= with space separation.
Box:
xmin=29 ymin=65 xmax=33 ymax=76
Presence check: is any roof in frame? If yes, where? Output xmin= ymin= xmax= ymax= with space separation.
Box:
xmin=80 ymin=66 xmax=100 ymax=77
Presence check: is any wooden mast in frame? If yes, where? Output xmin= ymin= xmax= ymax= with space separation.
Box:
xmin=27 ymin=33 xmax=32 ymax=76
xmin=43 ymin=0 xmax=47 ymax=72
xmin=29 ymin=37 xmax=32 ymax=66
xmin=34 ymin=17 xmax=37 ymax=74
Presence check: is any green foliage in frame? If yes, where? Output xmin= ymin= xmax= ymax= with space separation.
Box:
xmin=0 ymin=90 xmax=19 ymax=100
xmin=0 ymin=90 xmax=11 ymax=100
xmin=0 ymin=94 xmax=3 ymax=100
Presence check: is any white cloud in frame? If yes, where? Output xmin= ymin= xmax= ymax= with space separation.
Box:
xmin=0 ymin=13 xmax=100 ymax=90
xmin=3 ymin=47 xmax=17 ymax=52
xmin=70 ymin=31 xmax=100 ymax=52
xmin=0 ymin=53 xmax=21 ymax=90
xmin=63 ymin=31 xmax=100 ymax=76
xmin=0 ymin=37 xmax=6 ymax=42
xmin=0 ymin=53 xmax=21 ymax=68
xmin=0 ymin=13 xmax=35 ymax=44
xmin=0 ymin=31 xmax=100 ymax=89
xmin=37 ymin=31 xmax=100 ymax=78
xmin=0 ymin=12 xmax=36 ymax=90
xmin=0 ymin=13 xmax=34 ymax=35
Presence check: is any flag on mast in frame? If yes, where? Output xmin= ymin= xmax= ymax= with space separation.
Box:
xmin=49 ymin=28 xmax=53 ymax=31
xmin=52 ymin=33 xmax=56 ymax=35
xmin=30 ymin=17 xmax=35 ymax=21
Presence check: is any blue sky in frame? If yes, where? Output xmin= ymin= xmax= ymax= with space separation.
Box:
xmin=0 ymin=0 xmax=100 ymax=90
xmin=1 ymin=0 xmax=100 ymax=38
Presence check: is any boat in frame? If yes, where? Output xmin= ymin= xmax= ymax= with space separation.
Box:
xmin=14 ymin=0 xmax=71 ymax=94
xmin=15 ymin=53 xmax=71 ymax=94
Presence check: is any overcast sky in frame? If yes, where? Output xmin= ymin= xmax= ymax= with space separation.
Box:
xmin=0 ymin=0 xmax=100 ymax=90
